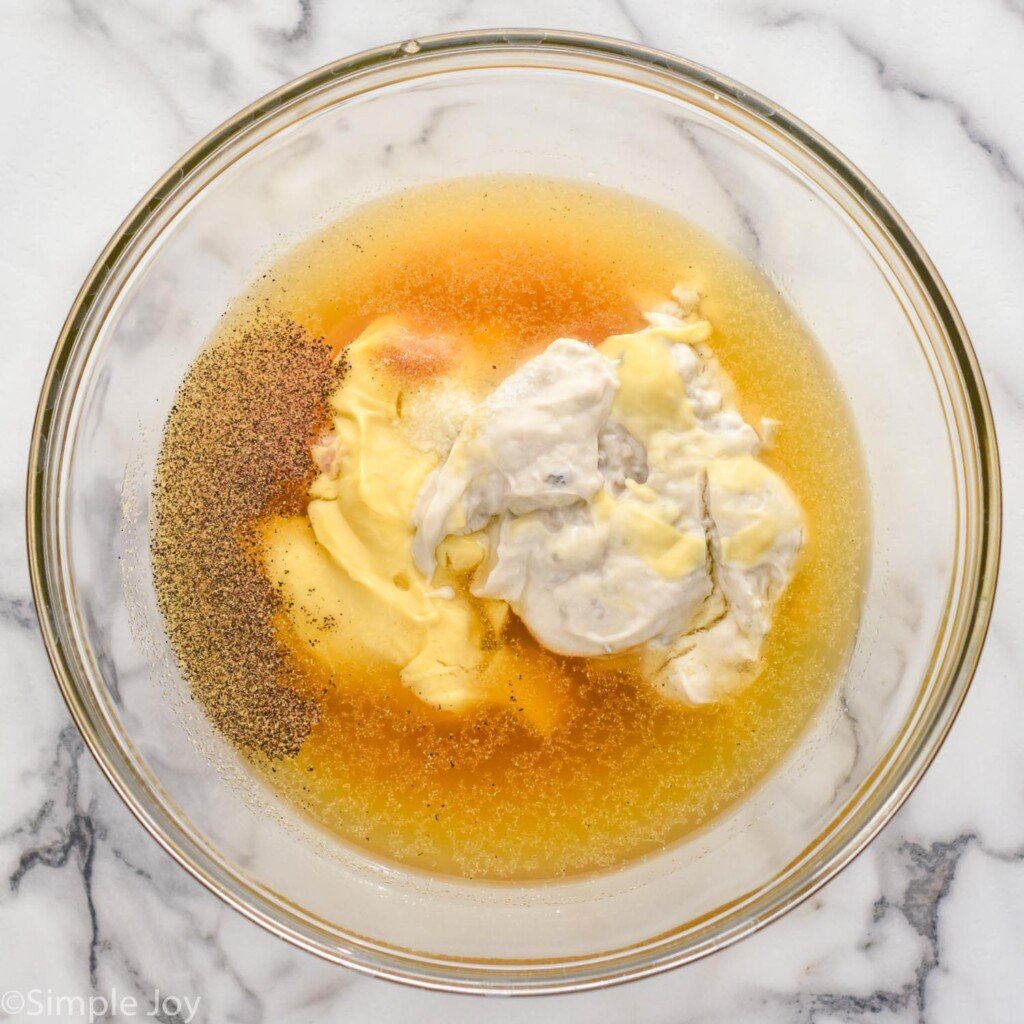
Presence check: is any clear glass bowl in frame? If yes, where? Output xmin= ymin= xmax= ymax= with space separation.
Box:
xmin=27 ymin=31 xmax=1000 ymax=993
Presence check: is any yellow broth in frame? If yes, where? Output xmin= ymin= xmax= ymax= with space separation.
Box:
xmin=162 ymin=177 xmax=869 ymax=880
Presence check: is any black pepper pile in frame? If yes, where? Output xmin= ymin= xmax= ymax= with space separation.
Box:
xmin=151 ymin=314 xmax=342 ymax=758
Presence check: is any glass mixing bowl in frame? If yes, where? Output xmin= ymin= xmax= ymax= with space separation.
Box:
xmin=27 ymin=31 xmax=1000 ymax=993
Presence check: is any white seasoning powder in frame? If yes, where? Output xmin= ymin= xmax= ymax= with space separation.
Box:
xmin=399 ymin=379 xmax=479 ymax=456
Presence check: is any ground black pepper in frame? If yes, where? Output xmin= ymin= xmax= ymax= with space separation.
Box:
xmin=151 ymin=314 xmax=342 ymax=758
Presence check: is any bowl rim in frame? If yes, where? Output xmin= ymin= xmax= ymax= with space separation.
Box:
xmin=26 ymin=28 xmax=1002 ymax=995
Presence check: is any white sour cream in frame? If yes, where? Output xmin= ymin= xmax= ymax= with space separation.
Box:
xmin=411 ymin=288 xmax=805 ymax=704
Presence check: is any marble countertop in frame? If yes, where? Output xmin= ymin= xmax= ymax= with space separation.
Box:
xmin=2 ymin=1 xmax=1021 ymax=1020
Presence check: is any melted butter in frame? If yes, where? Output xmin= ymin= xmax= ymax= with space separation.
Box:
xmin=263 ymin=320 xmax=503 ymax=715
xmin=708 ymin=456 xmax=803 ymax=567
xmin=263 ymin=316 xmax=570 ymax=727
xmin=437 ymin=534 xmax=487 ymax=573
xmin=592 ymin=489 xmax=706 ymax=579
xmin=228 ymin=176 xmax=869 ymax=881
xmin=598 ymin=328 xmax=696 ymax=440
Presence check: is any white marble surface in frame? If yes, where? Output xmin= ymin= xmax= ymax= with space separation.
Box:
xmin=1 ymin=1 xmax=1021 ymax=1020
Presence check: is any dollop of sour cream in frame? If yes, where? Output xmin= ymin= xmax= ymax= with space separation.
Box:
xmin=412 ymin=287 xmax=805 ymax=704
